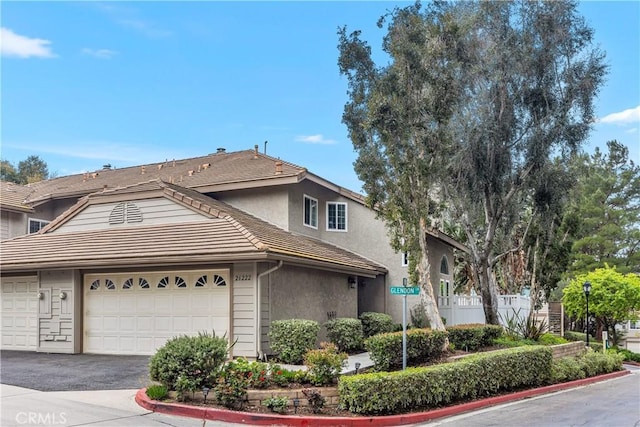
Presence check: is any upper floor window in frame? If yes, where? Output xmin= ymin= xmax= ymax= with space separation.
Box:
xmin=303 ymin=195 xmax=318 ymax=229
xmin=440 ymin=256 xmax=449 ymax=275
xmin=401 ymin=252 xmax=409 ymax=267
xmin=327 ymin=202 xmax=347 ymax=231
xmin=28 ymin=218 xmax=50 ymax=234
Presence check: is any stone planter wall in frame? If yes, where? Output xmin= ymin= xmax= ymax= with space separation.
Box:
xmin=550 ymin=341 xmax=587 ymax=359
xmin=247 ymin=387 xmax=339 ymax=407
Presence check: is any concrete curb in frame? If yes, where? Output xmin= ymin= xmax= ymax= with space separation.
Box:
xmin=135 ymin=370 xmax=630 ymax=426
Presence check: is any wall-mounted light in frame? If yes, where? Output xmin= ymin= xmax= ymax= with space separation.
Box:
xmin=37 ymin=292 xmax=44 ymax=300
xmin=348 ymin=276 xmax=356 ymax=289
xmin=59 ymin=292 xmax=67 ymax=300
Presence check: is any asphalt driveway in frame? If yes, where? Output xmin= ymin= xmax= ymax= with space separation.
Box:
xmin=0 ymin=351 xmax=151 ymax=391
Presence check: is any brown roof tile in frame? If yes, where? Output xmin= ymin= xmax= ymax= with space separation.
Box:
xmin=1 ymin=180 xmax=387 ymax=276
xmin=25 ymin=149 xmax=306 ymax=204
xmin=0 ymin=181 xmax=34 ymax=212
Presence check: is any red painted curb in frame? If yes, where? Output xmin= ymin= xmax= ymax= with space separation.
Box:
xmin=136 ymin=370 xmax=631 ymax=426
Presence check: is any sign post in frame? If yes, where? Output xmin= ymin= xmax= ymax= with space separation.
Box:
xmin=390 ymin=279 xmax=420 ymax=370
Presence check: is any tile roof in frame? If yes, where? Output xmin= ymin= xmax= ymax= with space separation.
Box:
xmin=1 ymin=180 xmax=387 ymax=276
xmin=0 ymin=181 xmax=34 ymax=213
xmin=24 ymin=148 xmax=307 ymax=204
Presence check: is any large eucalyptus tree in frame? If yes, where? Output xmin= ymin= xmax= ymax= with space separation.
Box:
xmin=338 ymin=0 xmax=607 ymax=324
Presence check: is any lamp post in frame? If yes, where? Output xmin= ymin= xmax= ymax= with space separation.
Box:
xmin=583 ymin=281 xmax=591 ymax=347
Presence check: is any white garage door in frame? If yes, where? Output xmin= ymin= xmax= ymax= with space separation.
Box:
xmin=1 ymin=276 xmax=39 ymax=351
xmin=84 ymin=270 xmax=230 ymax=355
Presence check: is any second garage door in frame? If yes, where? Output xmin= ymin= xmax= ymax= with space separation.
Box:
xmin=1 ymin=276 xmax=38 ymax=351
xmin=84 ymin=270 xmax=230 ymax=355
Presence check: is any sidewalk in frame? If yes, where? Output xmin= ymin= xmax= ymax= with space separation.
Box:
xmin=275 ymin=352 xmax=374 ymax=374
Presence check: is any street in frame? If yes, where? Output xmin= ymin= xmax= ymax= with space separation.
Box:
xmin=418 ymin=366 xmax=640 ymax=427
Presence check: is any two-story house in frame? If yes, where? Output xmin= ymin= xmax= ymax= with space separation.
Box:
xmin=0 ymin=146 xmax=463 ymax=357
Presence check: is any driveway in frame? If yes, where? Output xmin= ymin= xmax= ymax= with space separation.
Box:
xmin=0 ymin=351 xmax=151 ymax=391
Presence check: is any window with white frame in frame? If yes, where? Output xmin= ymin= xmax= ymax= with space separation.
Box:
xmin=28 ymin=218 xmax=50 ymax=234
xmin=326 ymin=202 xmax=347 ymax=231
xmin=303 ymin=195 xmax=318 ymax=228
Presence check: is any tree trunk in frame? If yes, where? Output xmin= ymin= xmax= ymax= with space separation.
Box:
xmin=417 ymin=218 xmax=447 ymax=332
xmin=479 ymin=261 xmax=500 ymax=325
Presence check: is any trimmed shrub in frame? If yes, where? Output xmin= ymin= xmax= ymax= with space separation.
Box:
xmin=325 ymin=318 xmax=364 ymax=353
xmin=446 ymin=324 xmax=485 ymax=351
xmin=359 ymin=312 xmax=395 ymax=338
xmin=550 ymin=357 xmax=586 ymax=383
xmin=364 ymin=328 xmax=448 ymax=371
xmin=263 ymin=396 xmax=289 ymax=414
xmin=611 ymin=348 xmax=640 ymax=363
xmin=304 ymin=342 xmax=348 ymax=386
xmin=339 ymin=346 xmax=553 ymax=415
xmin=482 ymin=324 xmax=503 ymax=345
xmin=537 ymin=333 xmax=568 ymax=346
xmin=269 ymin=319 xmax=320 ymax=364
xmin=149 ymin=331 xmax=229 ymax=392
xmin=578 ymin=349 xmax=623 ymax=377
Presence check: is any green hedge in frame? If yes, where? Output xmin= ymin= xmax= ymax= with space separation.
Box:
xmin=325 ymin=318 xmax=364 ymax=353
xmin=551 ymin=349 xmax=623 ymax=383
xmin=446 ymin=324 xmax=502 ymax=351
xmin=339 ymin=346 xmax=552 ymax=415
xmin=359 ymin=312 xmax=395 ymax=338
xmin=364 ymin=328 xmax=448 ymax=371
xmin=269 ymin=319 xmax=319 ymax=364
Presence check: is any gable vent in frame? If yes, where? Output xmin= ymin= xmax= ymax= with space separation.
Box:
xmin=109 ymin=202 xmax=143 ymax=225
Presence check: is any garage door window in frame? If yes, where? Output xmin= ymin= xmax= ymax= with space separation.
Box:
xmin=158 ymin=276 xmax=169 ymax=288
xmin=195 ymin=275 xmax=207 ymax=287
xmin=105 ymin=279 xmax=115 ymax=290
xmin=90 ymin=280 xmax=100 ymax=290
xmin=139 ymin=278 xmax=150 ymax=289
xmin=213 ymin=275 xmax=227 ymax=287
xmin=123 ymin=278 xmax=134 ymax=289
xmin=175 ymin=276 xmax=187 ymax=288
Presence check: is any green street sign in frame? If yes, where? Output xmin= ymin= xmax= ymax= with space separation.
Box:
xmin=390 ymin=286 xmax=420 ymax=295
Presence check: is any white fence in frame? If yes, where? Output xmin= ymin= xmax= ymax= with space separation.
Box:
xmin=438 ymin=294 xmax=531 ymax=327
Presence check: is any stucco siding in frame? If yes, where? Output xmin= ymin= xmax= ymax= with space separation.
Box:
xmin=267 ymin=264 xmax=357 ymax=350
xmin=51 ymin=198 xmax=205 ymax=233
xmin=213 ymin=187 xmax=290 ymax=230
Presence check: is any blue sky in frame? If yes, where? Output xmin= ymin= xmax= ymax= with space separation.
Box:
xmin=2 ymin=1 xmax=639 ymax=193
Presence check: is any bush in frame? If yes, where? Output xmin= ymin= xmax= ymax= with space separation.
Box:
xmin=493 ymin=336 xmax=537 ymax=348
xmin=269 ymin=319 xmax=320 ymax=364
xmin=446 ymin=324 xmax=485 ymax=351
xmin=537 ymin=333 xmax=569 ymax=346
xmin=339 ymin=346 xmax=552 ymax=415
xmin=364 ymin=328 xmax=448 ymax=371
xmin=149 ymin=331 xmax=229 ymax=392
xmin=214 ymin=358 xmax=251 ymax=410
xmin=145 ymin=384 xmax=168 ymax=400
xmin=263 ymin=396 xmax=289 ymax=414
xmin=325 ymin=318 xmax=364 ymax=353
xmin=410 ymin=302 xmax=430 ymax=329
xmin=482 ymin=324 xmax=503 ymax=344
xmin=359 ymin=312 xmax=395 ymax=338
xmin=550 ymin=357 xmax=586 ymax=383
xmin=304 ymin=342 xmax=348 ymax=386
xmin=611 ymin=348 xmax=640 ymax=363
xmin=578 ymin=349 xmax=623 ymax=377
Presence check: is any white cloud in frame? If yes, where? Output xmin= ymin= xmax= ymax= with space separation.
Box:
xmin=295 ymin=134 xmax=337 ymax=145
xmin=0 ymin=27 xmax=55 ymax=58
xmin=82 ymin=48 xmax=118 ymax=59
xmin=599 ymin=106 xmax=640 ymax=125
xmin=625 ymin=127 xmax=638 ymax=134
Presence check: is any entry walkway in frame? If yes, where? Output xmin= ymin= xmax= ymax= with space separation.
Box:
xmin=277 ymin=352 xmax=374 ymax=374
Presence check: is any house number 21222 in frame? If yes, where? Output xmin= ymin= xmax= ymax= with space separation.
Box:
xmin=234 ymin=274 xmax=252 ymax=281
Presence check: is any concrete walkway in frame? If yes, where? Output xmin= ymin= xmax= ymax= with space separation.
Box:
xmin=276 ymin=352 xmax=374 ymax=374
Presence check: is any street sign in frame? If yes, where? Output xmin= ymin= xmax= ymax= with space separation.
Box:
xmin=390 ymin=286 xmax=420 ymax=295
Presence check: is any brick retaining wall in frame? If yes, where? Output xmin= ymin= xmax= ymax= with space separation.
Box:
xmin=550 ymin=341 xmax=587 ymax=359
xmin=247 ymin=387 xmax=339 ymax=407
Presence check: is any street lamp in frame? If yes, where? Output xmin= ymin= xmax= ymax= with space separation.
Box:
xmin=583 ymin=281 xmax=591 ymax=347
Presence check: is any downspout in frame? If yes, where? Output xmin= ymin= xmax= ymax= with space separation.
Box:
xmin=256 ymin=260 xmax=283 ymax=360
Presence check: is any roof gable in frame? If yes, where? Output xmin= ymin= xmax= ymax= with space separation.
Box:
xmin=2 ymin=179 xmax=386 ymax=276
